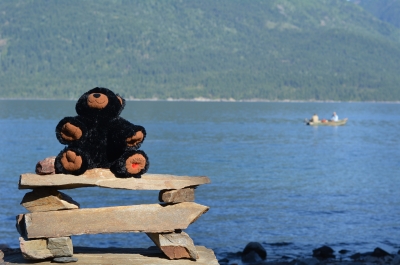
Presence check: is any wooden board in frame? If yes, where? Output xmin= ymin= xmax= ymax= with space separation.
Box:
xmin=19 ymin=168 xmax=210 ymax=190
xmin=2 ymin=246 xmax=220 ymax=264
xmin=21 ymin=202 xmax=209 ymax=239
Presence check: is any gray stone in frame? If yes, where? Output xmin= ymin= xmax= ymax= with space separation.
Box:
xmin=20 ymin=188 xmax=80 ymax=212
xmin=241 ymin=242 xmax=267 ymax=263
xmin=2 ymin=245 xmax=218 ymax=264
xmin=35 ymin=156 xmax=56 ymax=175
xmin=19 ymin=237 xmax=53 ymax=260
xmin=312 ymin=245 xmax=335 ymax=259
xmin=47 ymin=237 xmax=73 ymax=257
xmin=159 ymin=188 xmax=195 ymax=203
xmin=147 ymin=231 xmax=198 ymax=260
xmin=20 ymin=168 xmax=211 ymax=190
xmin=391 ymin=254 xmax=400 ymax=265
xmin=294 ymin=257 xmax=320 ymax=265
xmin=53 ymin=256 xmax=78 ymax=263
xmin=19 ymin=237 xmax=73 ymax=260
xmin=22 ymin=202 xmax=209 ymax=238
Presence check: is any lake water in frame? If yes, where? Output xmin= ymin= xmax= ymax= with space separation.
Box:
xmin=0 ymin=100 xmax=399 ymax=261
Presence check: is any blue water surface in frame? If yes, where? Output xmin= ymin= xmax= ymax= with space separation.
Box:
xmin=0 ymin=100 xmax=399 ymax=261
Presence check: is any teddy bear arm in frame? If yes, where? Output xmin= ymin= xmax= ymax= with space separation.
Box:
xmin=56 ymin=117 xmax=87 ymax=145
xmin=126 ymin=126 xmax=146 ymax=148
xmin=109 ymin=119 xmax=146 ymax=149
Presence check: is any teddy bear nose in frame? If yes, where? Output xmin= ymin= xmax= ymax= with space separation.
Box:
xmin=93 ymin=93 xmax=101 ymax=98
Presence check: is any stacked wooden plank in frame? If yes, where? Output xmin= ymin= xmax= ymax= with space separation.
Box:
xmin=16 ymin=167 xmax=215 ymax=263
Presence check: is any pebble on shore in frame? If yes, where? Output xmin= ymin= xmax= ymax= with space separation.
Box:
xmin=218 ymin=243 xmax=400 ymax=265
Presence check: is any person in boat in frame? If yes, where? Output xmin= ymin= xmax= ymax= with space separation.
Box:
xmin=331 ymin=112 xmax=338 ymax=122
xmin=310 ymin=113 xmax=319 ymax=123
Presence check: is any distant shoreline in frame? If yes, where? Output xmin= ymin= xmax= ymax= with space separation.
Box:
xmin=0 ymin=98 xmax=400 ymax=103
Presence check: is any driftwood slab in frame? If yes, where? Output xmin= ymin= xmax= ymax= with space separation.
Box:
xmin=21 ymin=202 xmax=209 ymax=239
xmin=19 ymin=168 xmax=210 ymax=190
xmin=2 ymin=246 xmax=219 ymax=265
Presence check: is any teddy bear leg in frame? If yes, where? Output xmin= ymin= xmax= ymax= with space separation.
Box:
xmin=55 ymin=148 xmax=88 ymax=175
xmin=110 ymin=149 xmax=149 ymax=178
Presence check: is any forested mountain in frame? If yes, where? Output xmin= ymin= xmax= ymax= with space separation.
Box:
xmin=1 ymin=0 xmax=400 ymax=101
xmin=351 ymin=0 xmax=400 ymax=29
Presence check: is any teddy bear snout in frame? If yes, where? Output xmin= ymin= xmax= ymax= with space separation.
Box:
xmin=87 ymin=93 xmax=109 ymax=109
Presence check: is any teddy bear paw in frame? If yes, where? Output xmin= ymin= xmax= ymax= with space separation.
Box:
xmin=110 ymin=149 xmax=149 ymax=178
xmin=60 ymin=122 xmax=83 ymax=142
xmin=126 ymin=131 xmax=144 ymax=148
xmin=55 ymin=148 xmax=88 ymax=175
xmin=125 ymin=153 xmax=147 ymax=175
xmin=61 ymin=150 xmax=83 ymax=171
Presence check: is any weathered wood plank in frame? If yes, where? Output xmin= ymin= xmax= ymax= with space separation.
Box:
xmin=159 ymin=188 xmax=195 ymax=203
xmin=19 ymin=168 xmax=210 ymax=190
xmin=2 ymin=246 xmax=219 ymax=264
xmin=22 ymin=202 xmax=209 ymax=239
xmin=20 ymin=188 xmax=79 ymax=212
xmin=147 ymin=232 xmax=198 ymax=260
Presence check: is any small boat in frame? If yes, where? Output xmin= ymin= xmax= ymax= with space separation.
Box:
xmin=305 ymin=118 xmax=348 ymax=126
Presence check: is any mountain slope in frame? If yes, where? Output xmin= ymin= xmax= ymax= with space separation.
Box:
xmin=1 ymin=0 xmax=400 ymax=100
xmin=351 ymin=0 xmax=400 ymax=28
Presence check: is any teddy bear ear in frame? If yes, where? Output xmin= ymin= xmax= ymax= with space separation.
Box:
xmin=116 ymin=94 xmax=126 ymax=108
xmin=117 ymin=96 xmax=123 ymax=105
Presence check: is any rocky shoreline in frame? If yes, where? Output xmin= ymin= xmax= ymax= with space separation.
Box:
xmin=1 ymin=243 xmax=400 ymax=265
xmin=218 ymin=243 xmax=400 ymax=265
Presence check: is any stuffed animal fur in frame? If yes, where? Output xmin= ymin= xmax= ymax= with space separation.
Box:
xmin=54 ymin=87 xmax=149 ymax=178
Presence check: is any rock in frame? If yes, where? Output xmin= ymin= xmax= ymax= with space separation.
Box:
xmin=3 ymin=245 xmax=218 ymax=264
xmin=19 ymin=237 xmax=73 ymax=260
xmin=391 ymin=254 xmax=400 ymax=265
xmin=20 ymin=168 xmax=211 ymax=190
xmin=47 ymin=237 xmax=73 ymax=257
xmin=339 ymin=249 xmax=350 ymax=254
xmin=312 ymin=245 xmax=335 ymax=259
xmin=372 ymin=247 xmax=391 ymax=257
xmin=350 ymin=253 xmax=361 ymax=260
xmin=35 ymin=156 xmax=56 ymax=175
xmin=218 ymin=257 xmax=230 ymax=264
xmin=21 ymin=202 xmax=209 ymax=239
xmin=159 ymin=188 xmax=195 ymax=203
xmin=0 ymin=244 xmax=9 ymax=250
xmin=294 ymin=257 xmax=320 ymax=265
xmin=147 ymin=231 xmax=198 ymax=260
xmin=241 ymin=242 xmax=267 ymax=263
xmin=19 ymin=237 xmax=52 ymax=260
xmin=363 ymin=255 xmax=382 ymax=263
xmin=20 ymin=188 xmax=79 ymax=212
xmin=53 ymin=256 xmax=78 ymax=263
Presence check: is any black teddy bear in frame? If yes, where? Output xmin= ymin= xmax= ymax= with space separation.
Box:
xmin=54 ymin=87 xmax=149 ymax=178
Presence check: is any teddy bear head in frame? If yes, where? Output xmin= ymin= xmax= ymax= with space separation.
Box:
xmin=75 ymin=87 xmax=125 ymax=119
